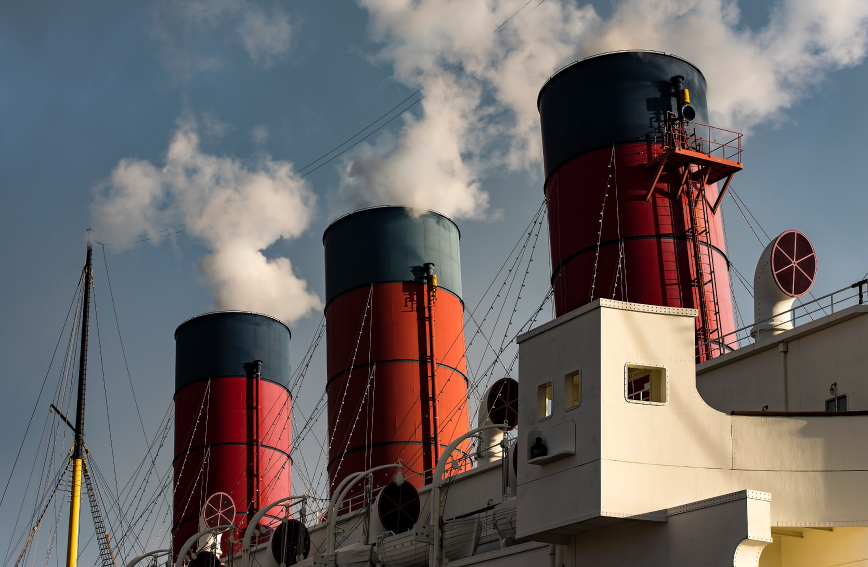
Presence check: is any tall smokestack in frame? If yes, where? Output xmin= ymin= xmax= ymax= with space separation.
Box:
xmin=173 ymin=312 xmax=292 ymax=557
xmin=537 ymin=50 xmax=740 ymax=360
xmin=323 ymin=206 xmax=470 ymax=505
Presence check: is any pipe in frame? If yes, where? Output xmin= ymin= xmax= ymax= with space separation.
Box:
xmin=175 ymin=526 xmax=232 ymax=567
xmin=242 ymin=496 xmax=306 ymax=567
xmin=424 ymin=263 xmax=440 ymax=472
xmin=549 ymin=544 xmax=556 ymax=567
xmin=429 ymin=423 xmax=506 ymax=567
xmin=253 ymin=360 xmax=262 ymax=513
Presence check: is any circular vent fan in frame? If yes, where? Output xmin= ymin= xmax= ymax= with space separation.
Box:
xmin=486 ymin=378 xmax=519 ymax=431
xmin=201 ymin=492 xmax=235 ymax=530
xmin=270 ymin=519 xmax=310 ymax=566
xmin=771 ymin=230 xmax=817 ymax=297
xmin=377 ymin=480 xmax=421 ymax=534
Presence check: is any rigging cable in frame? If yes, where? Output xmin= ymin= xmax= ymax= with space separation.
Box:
xmin=0 ymin=270 xmax=84 ymax=512
xmin=90 ymin=273 xmax=125 ymax=542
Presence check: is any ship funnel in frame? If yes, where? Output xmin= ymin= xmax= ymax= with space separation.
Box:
xmin=752 ymin=230 xmax=817 ymax=341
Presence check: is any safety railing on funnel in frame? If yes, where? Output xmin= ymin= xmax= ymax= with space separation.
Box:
xmin=696 ymin=279 xmax=868 ymax=362
xmin=650 ymin=112 xmax=743 ymax=164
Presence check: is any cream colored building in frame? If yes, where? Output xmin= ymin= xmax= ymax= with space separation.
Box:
xmin=255 ymin=298 xmax=868 ymax=567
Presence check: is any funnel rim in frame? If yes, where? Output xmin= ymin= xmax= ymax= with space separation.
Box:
xmin=322 ymin=205 xmax=461 ymax=244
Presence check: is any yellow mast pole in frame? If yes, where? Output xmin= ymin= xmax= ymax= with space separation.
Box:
xmin=65 ymin=230 xmax=93 ymax=567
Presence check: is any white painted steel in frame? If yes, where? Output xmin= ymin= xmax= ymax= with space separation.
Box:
xmin=124 ymin=550 xmax=170 ymax=567
xmin=174 ymin=525 xmax=232 ymax=567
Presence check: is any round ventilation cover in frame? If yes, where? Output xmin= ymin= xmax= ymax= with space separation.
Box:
xmin=771 ymin=230 xmax=817 ymax=297
xmin=377 ymin=480 xmax=421 ymax=534
xmin=486 ymin=378 xmax=519 ymax=430
xmin=270 ymin=519 xmax=310 ymax=566
xmin=201 ymin=492 xmax=235 ymax=530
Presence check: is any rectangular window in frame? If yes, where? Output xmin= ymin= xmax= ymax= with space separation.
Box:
xmin=537 ymin=382 xmax=553 ymax=419
xmin=564 ymin=371 xmax=581 ymax=409
xmin=626 ymin=365 xmax=666 ymax=404
xmin=826 ymin=394 xmax=848 ymax=412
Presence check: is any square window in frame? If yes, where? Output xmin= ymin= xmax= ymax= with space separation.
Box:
xmin=537 ymin=382 xmax=553 ymax=419
xmin=626 ymin=365 xmax=666 ymax=404
xmin=564 ymin=371 xmax=581 ymax=409
xmin=826 ymin=394 xmax=848 ymax=412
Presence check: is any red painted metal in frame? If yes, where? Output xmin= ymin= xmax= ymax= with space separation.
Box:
xmin=546 ymin=143 xmax=736 ymax=356
xmin=325 ymin=283 xmax=469 ymax=504
xmin=771 ymin=230 xmax=816 ymax=297
xmin=173 ymin=378 xmax=291 ymax=554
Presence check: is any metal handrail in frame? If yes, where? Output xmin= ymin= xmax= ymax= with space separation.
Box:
xmin=696 ymin=280 xmax=868 ymax=362
xmin=648 ymin=113 xmax=743 ymax=164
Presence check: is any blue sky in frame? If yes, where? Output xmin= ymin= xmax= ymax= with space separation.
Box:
xmin=2 ymin=0 xmax=868 ymax=562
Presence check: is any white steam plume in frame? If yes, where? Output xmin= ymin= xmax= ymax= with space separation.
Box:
xmin=341 ymin=0 xmax=868 ymax=216
xmin=92 ymin=119 xmax=322 ymax=323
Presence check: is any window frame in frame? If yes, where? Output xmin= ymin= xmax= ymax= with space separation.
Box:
xmin=564 ymin=369 xmax=581 ymax=410
xmin=537 ymin=381 xmax=553 ymax=420
xmin=624 ymin=363 xmax=668 ymax=405
xmin=825 ymin=393 xmax=849 ymax=412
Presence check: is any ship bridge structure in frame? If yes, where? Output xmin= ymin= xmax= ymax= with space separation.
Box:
xmin=277 ymin=294 xmax=868 ymax=567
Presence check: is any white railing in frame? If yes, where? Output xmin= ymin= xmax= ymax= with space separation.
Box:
xmin=697 ymin=279 xmax=868 ymax=362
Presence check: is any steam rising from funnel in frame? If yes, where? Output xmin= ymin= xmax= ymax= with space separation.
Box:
xmin=341 ymin=0 xmax=868 ymax=216
xmin=91 ymin=119 xmax=322 ymax=323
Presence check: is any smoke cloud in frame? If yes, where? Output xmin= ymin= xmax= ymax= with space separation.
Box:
xmin=92 ymin=119 xmax=322 ymax=323
xmin=341 ymin=0 xmax=868 ymax=217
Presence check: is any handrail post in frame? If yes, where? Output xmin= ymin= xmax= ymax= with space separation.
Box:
xmin=428 ymin=422 xmax=507 ymax=567
xmin=324 ymin=463 xmax=402 ymax=559
xmin=175 ymin=526 xmax=233 ymax=567
xmin=852 ymin=279 xmax=868 ymax=305
xmin=125 ymin=550 xmax=170 ymax=567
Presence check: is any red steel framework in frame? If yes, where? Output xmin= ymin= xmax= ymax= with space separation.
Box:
xmin=546 ymin=113 xmax=743 ymax=361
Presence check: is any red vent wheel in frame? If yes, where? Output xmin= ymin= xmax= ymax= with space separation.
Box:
xmin=771 ymin=230 xmax=816 ymax=297
xmin=202 ymin=492 xmax=236 ymax=530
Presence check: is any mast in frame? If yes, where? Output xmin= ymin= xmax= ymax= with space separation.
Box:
xmin=66 ymin=229 xmax=94 ymax=567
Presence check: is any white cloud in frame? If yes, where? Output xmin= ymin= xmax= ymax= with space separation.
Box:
xmin=92 ymin=119 xmax=321 ymax=323
xmin=251 ymin=125 xmax=269 ymax=144
xmin=579 ymin=0 xmax=868 ymax=130
xmin=237 ymin=7 xmax=292 ymax=67
xmin=151 ymin=0 xmax=294 ymax=73
xmin=344 ymin=0 xmax=868 ymax=216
